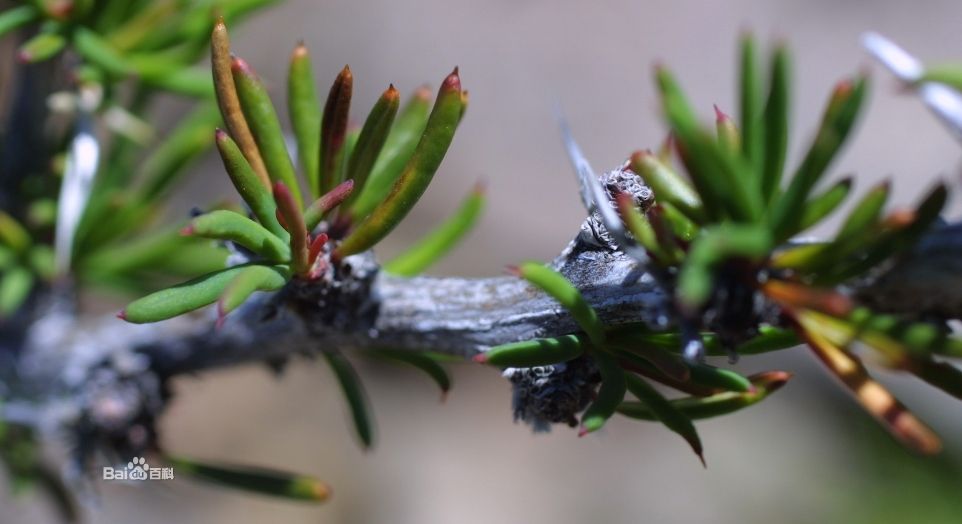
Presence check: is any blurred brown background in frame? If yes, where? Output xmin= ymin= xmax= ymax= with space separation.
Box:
xmin=9 ymin=0 xmax=962 ymax=522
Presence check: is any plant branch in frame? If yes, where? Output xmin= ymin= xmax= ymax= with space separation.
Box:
xmin=6 ymin=204 xmax=962 ymax=476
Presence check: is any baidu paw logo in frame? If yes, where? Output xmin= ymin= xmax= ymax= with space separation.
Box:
xmin=103 ymin=456 xmax=174 ymax=481
xmin=127 ymin=457 xmax=149 ymax=480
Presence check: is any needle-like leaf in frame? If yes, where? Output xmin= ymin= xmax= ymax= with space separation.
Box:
xmin=233 ymin=57 xmax=303 ymax=205
xmin=580 ymin=351 xmax=627 ymax=435
xmin=319 ymin=66 xmax=353 ymax=197
xmin=215 ymin=129 xmax=287 ymax=239
xmin=183 ymin=210 xmax=290 ymax=262
xmin=211 ymin=19 xmax=270 ymax=188
xmin=288 ymin=42 xmax=322 ymax=196
xmin=344 ymin=85 xmax=400 ymax=206
xmin=335 ymin=69 xmax=463 ymax=259
xmin=624 ymin=372 xmax=704 ymax=465
xmin=772 ymin=75 xmax=868 ymax=241
xmin=618 ymin=371 xmax=791 ymax=420
xmin=166 ymin=454 xmax=330 ymax=502
xmin=475 ymin=335 xmax=586 ymax=367
xmin=762 ymin=44 xmax=791 ymax=203
xmin=792 ymin=310 xmax=942 ymax=454
xmin=369 ymin=349 xmax=451 ymax=400
xmin=739 ymin=33 xmax=763 ymax=178
xmin=384 ymin=184 xmax=484 ymax=277
xmin=322 ymin=350 xmax=375 ymax=449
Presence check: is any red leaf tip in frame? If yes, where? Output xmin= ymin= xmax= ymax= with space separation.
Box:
xmin=292 ymin=41 xmax=308 ymax=57
xmin=442 ymin=68 xmax=462 ymax=91
xmin=629 ymin=150 xmax=650 ymax=164
xmin=384 ymin=84 xmax=400 ymax=100
xmin=472 ymin=353 xmax=488 ymax=364
xmin=116 ymin=310 xmax=127 ymax=321
xmin=713 ymin=104 xmax=731 ymax=123
xmin=230 ymin=56 xmax=254 ymax=76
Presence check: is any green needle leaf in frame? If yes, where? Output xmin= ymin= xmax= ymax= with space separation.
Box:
xmin=288 ymin=42 xmax=322 ymax=196
xmin=120 ymin=264 xmax=260 ymax=323
xmin=515 ymin=262 xmax=605 ymax=347
xmin=350 ymin=86 xmax=432 ymax=220
xmin=215 ymin=129 xmax=287 ymax=240
xmin=811 ymin=183 xmax=944 ymax=283
xmin=797 ymin=177 xmax=852 ymax=231
xmin=183 ymin=210 xmax=290 ymax=262
xmin=335 ymin=69 xmax=463 ymax=259
xmin=211 ymin=19 xmax=270 ymax=188
xmin=772 ymin=75 xmax=868 ymax=241
xmin=624 ymin=372 xmax=704 ymax=465
xmin=322 ymin=350 xmax=375 ymax=449
xmin=580 ymin=351 xmax=627 ymax=435
xmin=166 ymin=455 xmax=330 ymax=502
xmin=659 ymin=202 xmax=698 ymax=242
xmin=0 ymin=6 xmax=38 ymax=39
xmin=80 ymin=226 xmax=225 ymax=278
xmin=369 ymin=349 xmax=451 ymax=399
xmin=17 ymin=32 xmax=66 ymax=64
xmin=475 ymin=334 xmax=586 ymax=367
xmin=319 ymin=65 xmax=353 ymax=197
xmin=687 ymin=364 xmax=753 ymax=393
xmin=384 ymin=183 xmax=484 ymax=277
xmin=138 ymin=65 xmax=215 ymax=99
xmin=73 ymin=26 xmax=131 ymax=76
xmin=836 ymin=181 xmax=890 ymax=240
xmin=618 ymin=371 xmax=791 ymax=420
xmin=762 ymin=44 xmax=791 ymax=204
xmin=629 ymin=150 xmax=705 ymax=223
xmin=344 ymin=85 xmax=400 ymax=208
xmin=233 ymin=57 xmax=304 ymax=206
xmin=739 ymin=33 xmax=763 ymax=178
xmin=104 ymin=0 xmax=178 ymax=51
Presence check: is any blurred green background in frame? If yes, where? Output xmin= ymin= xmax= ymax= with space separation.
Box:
xmin=4 ymin=0 xmax=962 ymax=522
